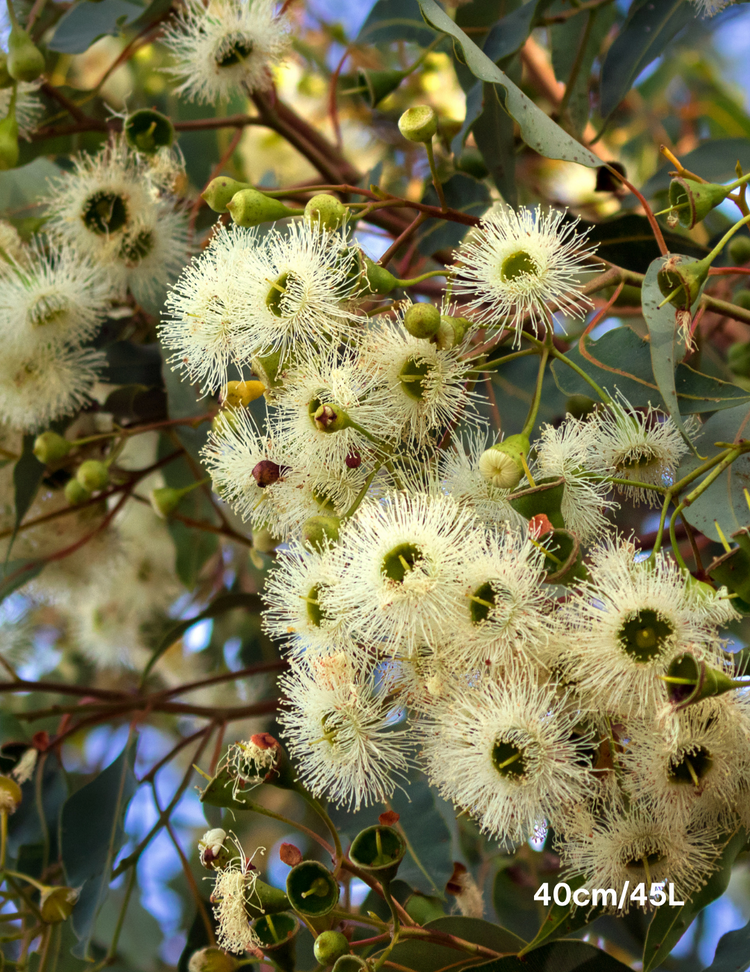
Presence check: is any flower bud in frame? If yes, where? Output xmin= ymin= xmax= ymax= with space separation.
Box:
xmin=280 ymin=842 xmax=303 ymax=867
xmin=39 ymin=886 xmax=77 ymax=924
xmin=304 ymin=193 xmax=346 ymax=231
xmin=404 ymin=302 xmax=440 ymax=339
xmin=149 ymin=486 xmax=186 ymax=519
xmin=668 ymin=177 xmax=730 ymax=230
xmin=252 ymin=460 xmax=285 ymax=488
xmin=222 ymin=379 xmax=265 ymax=408
xmin=361 ymin=255 xmax=397 ymax=296
xmin=33 ymin=431 xmax=72 ymax=464
xmin=252 ymin=527 xmax=281 ymax=554
xmin=398 ymin=105 xmax=438 ymax=143
xmin=0 ymin=774 xmax=22 ymax=812
xmin=332 ymin=958 xmax=367 ymax=972
xmin=728 ymin=341 xmax=750 ymax=377
xmin=345 ymin=450 xmax=361 ymax=469
xmin=435 ymin=314 xmax=469 ymax=350
xmin=64 ymin=478 xmax=91 ymax=506
xmin=124 ymin=108 xmax=175 ymax=156
xmin=0 ymin=98 xmax=19 ymax=172
xmin=312 ymin=403 xmax=351 ymax=433
xmin=729 ymin=235 xmax=750 ymax=267
xmin=302 ymin=515 xmax=340 ymax=552
xmin=357 ymin=67 xmax=408 ymax=108
xmin=314 ymin=931 xmax=350 ymax=966
xmin=251 ymin=348 xmax=286 ymax=395
xmin=76 ymin=460 xmax=109 ymax=493
xmin=188 ymin=947 xmax=238 ymax=972
xmin=657 ymin=254 xmax=711 ymax=312
xmin=199 ymin=828 xmax=233 ymax=869
xmin=227 ymin=188 xmax=298 ymax=227
xmin=7 ymin=27 xmax=45 ymax=82
xmin=201 ymin=176 xmax=253 ymax=214
xmin=478 ymin=434 xmax=530 ymax=489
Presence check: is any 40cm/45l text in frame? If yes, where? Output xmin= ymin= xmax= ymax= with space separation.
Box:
xmin=535 ymin=881 xmax=685 ymax=910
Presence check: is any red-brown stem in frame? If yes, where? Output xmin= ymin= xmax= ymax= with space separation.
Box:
xmin=378 ymin=212 xmax=429 ymax=267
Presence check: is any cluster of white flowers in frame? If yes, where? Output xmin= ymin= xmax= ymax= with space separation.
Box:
xmin=165 ymin=202 xmax=749 ymax=916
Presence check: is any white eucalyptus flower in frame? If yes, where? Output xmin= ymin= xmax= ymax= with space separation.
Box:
xmin=451 ymin=207 xmax=599 ymax=343
xmin=209 ymin=839 xmax=265 ymax=954
xmin=161 ymin=0 xmax=291 ymax=105
xmin=278 ymin=654 xmax=413 ymax=810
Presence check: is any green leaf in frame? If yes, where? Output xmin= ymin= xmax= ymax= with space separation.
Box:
xmin=468 ymin=940 xmax=634 ymax=972
xmin=13 ymin=435 xmax=44 ymax=530
xmin=417 ymin=173 xmax=491 ymax=255
xmin=389 ymin=917 xmax=525 ymax=971
xmin=357 ymin=0 xmax=437 ymax=45
xmin=331 ymin=768 xmax=454 ymax=896
xmin=143 ymin=591 xmax=264 ymax=680
xmin=104 ymin=341 xmax=163 ymax=387
xmin=49 ymin=0 xmax=146 ymax=54
xmin=641 ymin=254 xmax=703 ymax=448
xmin=521 ymin=875 xmax=606 ymax=953
xmin=599 ymin=0 xmax=694 ymax=118
xmin=702 ymin=917 xmax=750 ymax=972
xmin=641 ymin=138 xmax=750 ymax=199
xmin=61 ymin=741 xmax=138 ymax=959
xmin=642 ymin=828 xmax=748 ymax=972
xmin=551 ymin=326 xmax=750 ymax=413
xmin=417 ymin=0 xmax=601 ymax=168
xmin=0 ymin=560 xmax=44 ymax=605
xmin=0 ymin=159 xmax=61 ymax=212
xmin=583 ymin=214 xmax=708 ymax=274
xmin=677 ymin=404 xmax=750 ymax=543
xmin=471 ymin=81 xmax=519 ymax=208
xmin=482 ymin=0 xmax=556 ymax=64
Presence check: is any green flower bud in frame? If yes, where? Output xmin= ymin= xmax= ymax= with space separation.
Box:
xmin=304 ymin=193 xmax=346 ymax=231
xmin=0 ymin=52 xmax=13 ymax=89
xmin=404 ymin=302 xmax=440 ymax=339
xmin=149 ymin=486 xmax=185 ymax=519
xmin=39 ymin=886 xmax=77 ymax=924
xmin=302 ymin=515 xmax=340 ymax=552
xmin=361 ymin=255 xmax=397 ymax=295
xmin=434 ymin=314 xmax=469 ymax=350
xmin=33 ymin=431 xmax=72 ymax=464
xmin=357 ymin=67 xmax=407 ymax=107
xmin=188 ymin=947 xmax=238 ymax=972
xmin=76 ymin=460 xmax=109 ymax=493
xmin=729 ymin=235 xmax=750 ymax=266
xmin=662 ymin=651 xmax=744 ymax=710
xmin=7 ymin=27 xmax=44 ymax=83
xmin=668 ymin=177 xmax=730 ymax=230
xmin=223 ymin=379 xmax=265 ymax=408
xmin=124 ymin=108 xmax=175 ymax=155
xmin=227 ymin=188 xmax=298 ymax=227
xmin=0 ymin=95 xmax=19 ymax=172
xmin=398 ymin=105 xmax=438 ymax=143
xmin=64 ymin=478 xmax=91 ymax=506
xmin=657 ymin=254 xmax=711 ymax=312
xmin=311 ymin=402 xmax=351 ymax=433
xmin=252 ymin=527 xmax=281 ymax=554
xmin=728 ymin=341 xmax=750 ymax=377
xmin=732 ymin=288 xmax=750 ymax=311
xmin=0 ymin=774 xmax=22 ymax=813
xmin=478 ymin=434 xmax=530 ymax=489
xmin=314 ymin=931 xmax=350 ymax=966
xmin=201 ymin=176 xmax=253 ymax=214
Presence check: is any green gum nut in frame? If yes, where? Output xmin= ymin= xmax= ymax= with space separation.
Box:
xmin=303 ymin=515 xmax=340 ymax=552
xmin=7 ymin=27 xmax=45 ymax=82
xmin=124 ymin=108 xmax=175 ymax=155
xmin=729 ymin=235 xmax=750 ymax=266
xmin=252 ymin=347 xmax=286 ymax=395
xmin=227 ymin=188 xmax=298 ymax=227
xmin=540 ymin=528 xmax=587 ymax=585
xmin=435 ymin=314 xmax=469 ymax=350
xmin=304 ymin=193 xmax=346 ymax=231
xmin=33 ymin=431 xmax=71 ymax=464
xmin=149 ymin=486 xmax=186 ymax=519
xmin=64 ymin=478 xmax=91 ymax=506
xmin=507 ymin=476 xmax=566 ymax=531
xmin=188 ymin=947 xmax=238 ymax=972
xmin=398 ymin=105 xmax=438 ymax=143
xmin=0 ymin=100 xmax=19 ymax=172
xmin=202 ymin=176 xmax=253 ymax=214
xmin=662 ymin=651 xmax=744 ymax=710
xmin=656 ymin=254 xmax=711 ymax=311
xmin=707 ymin=526 xmax=750 ymax=613
xmin=349 ymin=825 xmax=406 ymax=883
xmin=728 ymin=341 xmax=750 ymax=377
xmin=253 ymin=913 xmax=299 ymax=972
xmin=313 ymin=930 xmax=350 ymax=966
xmin=76 ymin=459 xmax=109 ymax=492
xmin=404 ymin=302 xmax=440 ymax=339
xmin=39 ymin=886 xmax=77 ymax=924
xmin=668 ymin=177 xmax=730 ymax=230
xmin=357 ymin=67 xmax=407 ymax=107
xmin=286 ymin=861 xmax=339 ymax=917
xmin=362 ymin=255 xmax=397 ymax=295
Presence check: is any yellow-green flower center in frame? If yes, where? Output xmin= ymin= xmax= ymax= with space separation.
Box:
xmin=381 ymin=542 xmax=424 ymax=583
xmin=500 ymin=249 xmax=538 ymax=281
xmin=618 ymin=609 xmax=674 ymax=663
xmin=82 ymin=191 xmax=129 ymax=235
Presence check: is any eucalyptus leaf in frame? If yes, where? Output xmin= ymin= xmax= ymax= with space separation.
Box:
xmin=468 ymin=939 xmax=633 ymax=971
xmin=49 ymin=0 xmax=146 ymax=54
xmin=482 ymin=0 xmax=556 ymax=64
xmin=61 ymin=741 xmax=138 ymax=959
xmin=642 ymin=828 xmax=747 ymax=972
xmin=388 ymin=916 xmax=525 ymax=970
xmin=0 ymin=559 xmax=44 ymax=605
xmin=521 ymin=875 xmax=605 ymax=952
xmin=583 ymin=214 xmax=707 ymax=273
xmin=471 ymin=80 xmax=519 ymax=207
xmin=702 ymin=916 xmax=750 ymax=972
xmin=417 ymin=0 xmax=601 ymax=168
xmin=13 ymin=434 xmax=44 ymax=531
xmin=357 ymin=0 xmax=437 ymax=46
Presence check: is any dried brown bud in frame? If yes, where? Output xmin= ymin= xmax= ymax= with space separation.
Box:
xmin=252 ymin=460 xmax=285 ymax=488
xmin=251 ymin=732 xmax=280 ymax=751
xmin=280 ymin=842 xmax=303 ymax=867
xmin=345 ymin=450 xmax=362 ymax=469
xmin=378 ymin=810 xmax=400 ymax=826
xmin=528 ymin=514 xmax=553 ymax=539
